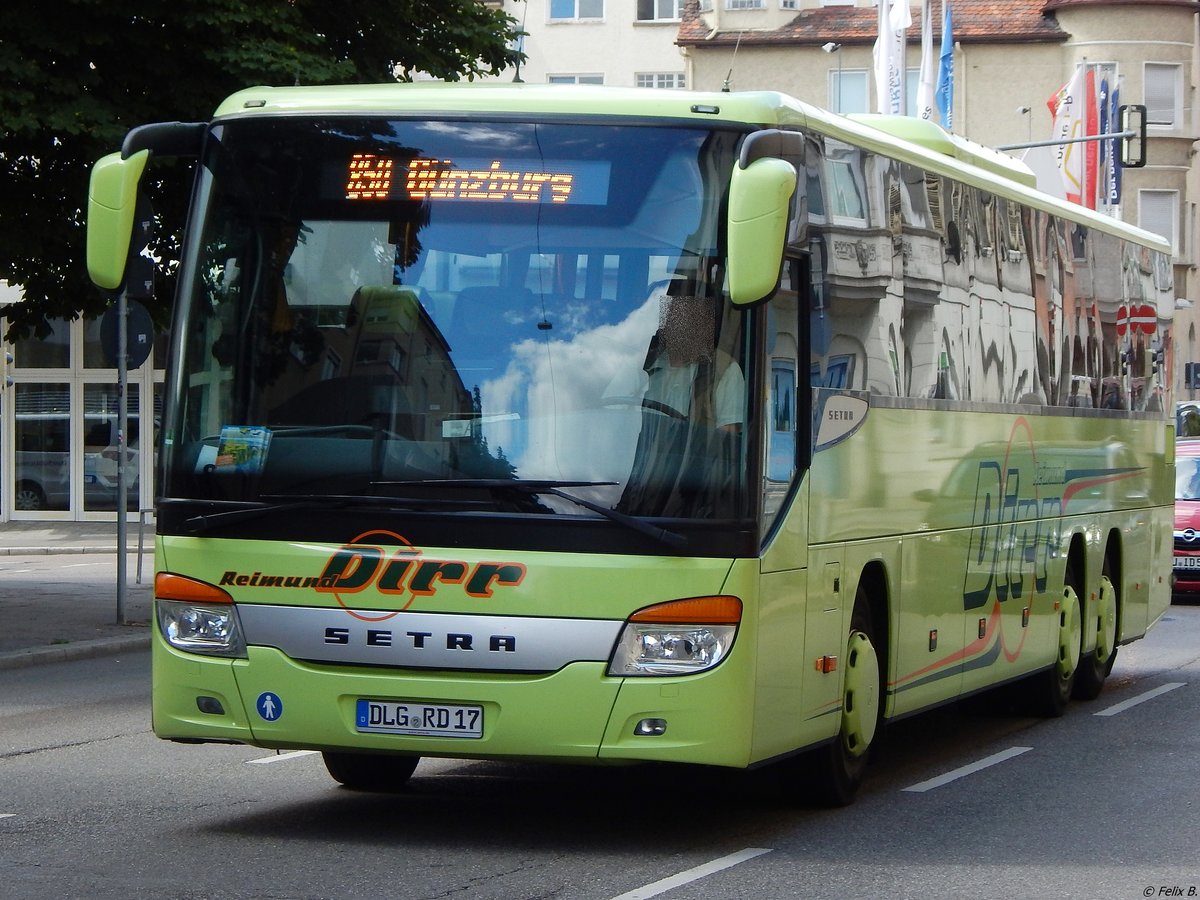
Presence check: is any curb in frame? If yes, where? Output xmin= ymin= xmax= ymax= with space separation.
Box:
xmin=0 ymin=633 xmax=151 ymax=671
xmin=0 ymin=546 xmax=122 ymax=556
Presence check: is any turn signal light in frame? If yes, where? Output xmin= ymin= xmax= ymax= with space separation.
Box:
xmin=628 ymin=595 xmax=742 ymax=625
xmin=155 ymin=572 xmax=234 ymax=604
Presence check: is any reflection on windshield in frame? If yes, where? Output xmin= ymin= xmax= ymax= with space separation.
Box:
xmin=166 ymin=118 xmax=750 ymax=523
xmin=1177 ymin=458 xmax=1200 ymax=501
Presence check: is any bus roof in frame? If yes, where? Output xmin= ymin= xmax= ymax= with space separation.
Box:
xmin=211 ymin=82 xmax=1171 ymax=256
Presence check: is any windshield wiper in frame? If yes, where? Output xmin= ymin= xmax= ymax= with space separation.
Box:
xmin=388 ymin=479 xmax=689 ymax=550
xmin=182 ymin=493 xmax=469 ymax=534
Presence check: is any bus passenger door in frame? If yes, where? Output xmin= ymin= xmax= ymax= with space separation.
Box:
xmin=757 ymin=501 xmax=846 ymax=758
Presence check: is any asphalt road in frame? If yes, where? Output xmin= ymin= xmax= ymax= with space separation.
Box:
xmin=2 ymin=605 xmax=1199 ymax=899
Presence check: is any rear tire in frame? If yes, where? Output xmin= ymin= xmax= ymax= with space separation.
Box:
xmin=1022 ymin=561 xmax=1082 ymax=717
xmin=1073 ymin=556 xmax=1119 ymax=700
xmin=322 ymin=752 xmax=419 ymax=792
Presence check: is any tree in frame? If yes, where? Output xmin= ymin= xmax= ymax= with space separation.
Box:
xmin=0 ymin=0 xmax=523 ymax=340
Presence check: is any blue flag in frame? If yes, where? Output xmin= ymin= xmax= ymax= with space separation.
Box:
xmin=936 ymin=1 xmax=954 ymax=128
xmin=1099 ymin=76 xmax=1110 ymax=204
xmin=1109 ymin=83 xmax=1122 ymax=205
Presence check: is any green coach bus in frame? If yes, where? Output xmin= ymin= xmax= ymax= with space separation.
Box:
xmin=86 ymin=83 xmax=1175 ymax=805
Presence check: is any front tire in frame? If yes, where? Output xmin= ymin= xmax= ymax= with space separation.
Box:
xmin=322 ymin=752 xmax=419 ymax=792
xmin=806 ymin=589 xmax=882 ymax=807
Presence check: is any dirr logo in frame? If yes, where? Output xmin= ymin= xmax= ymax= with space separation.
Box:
xmin=961 ymin=419 xmax=1058 ymax=613
xmin=316 ymin=530 xmax=526 ymax=621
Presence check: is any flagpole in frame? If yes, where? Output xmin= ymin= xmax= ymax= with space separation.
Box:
xmin=918 ymin=0 xmax=935 ymax=120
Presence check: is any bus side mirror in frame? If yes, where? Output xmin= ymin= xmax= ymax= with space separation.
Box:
xmin=1120 ymin=104 xmax=1147 ymax=169
xmin=86 ymin=149 xmax=150 ymax=291
xmin=727 ymin=156 xmax=796 ymax=306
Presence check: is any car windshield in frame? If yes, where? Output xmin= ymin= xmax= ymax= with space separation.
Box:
xmin=162 ymin=116 xmax=751 ymax=523
xmin=1177 ymin=456 xmax=1200 ymax=501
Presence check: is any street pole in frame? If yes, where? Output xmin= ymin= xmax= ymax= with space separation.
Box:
xmin=116 ymin=290 xmax=128 ymax=625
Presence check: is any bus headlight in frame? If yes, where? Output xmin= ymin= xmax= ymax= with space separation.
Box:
xmin=157 ymin=600 xmax=246 ymax=657
xmin=154 ymin=573 xmax=246 ymax=658
xmin=607 ymin=596 xmax=741 ymax=676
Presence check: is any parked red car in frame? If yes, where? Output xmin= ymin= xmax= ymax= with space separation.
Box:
xmin=1173 ymin=439 xmax=1200 ymax=598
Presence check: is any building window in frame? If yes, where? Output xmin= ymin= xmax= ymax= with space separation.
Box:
xmin=637 ymin=73 xmax=686 ymax=89
xmin=12 ymin=317 xmax=70 ymax=369
xmin=829 ymin=70 xmax=869 ymax=114
xmin=726 ymin=0 xmax=765 ymax=8
xmin=781 ymin=0 xmax=799 ymax=8
xmin=550 ymin=0 xmax=603 ymax=19
xmin=548 ymin=74 xmax=605 ymax=84
xmin=1145 ymin=63 xmax=1181 ymax=128
xmin=637 ymin=0 xmax=683 ymax=19
xmin=1139 ymin=189 xmax=1179 ymax=255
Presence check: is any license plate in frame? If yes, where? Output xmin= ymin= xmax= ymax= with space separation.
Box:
xmin=1176 ymin=555 xmax=1200 ymax=570
xmin=355 ymin=699 xmax=483 ymax=738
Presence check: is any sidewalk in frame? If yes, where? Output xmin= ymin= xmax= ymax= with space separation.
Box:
xmin=0 ymin=521 xmax=155 ymax=670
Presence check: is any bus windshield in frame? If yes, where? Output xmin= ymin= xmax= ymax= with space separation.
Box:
xmin=163 ymin=117 xmax=751 ymax=528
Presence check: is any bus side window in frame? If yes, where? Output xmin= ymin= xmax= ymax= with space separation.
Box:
xmin=763 ymin=259 xmax=804 ymax=527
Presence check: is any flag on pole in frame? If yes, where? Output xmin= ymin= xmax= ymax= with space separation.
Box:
xmin=1098 ymin=74 xmax=1111 ymax=209
xmin=1048 ymin=63 xmax=1087 ymax=205
xmin=935 ymin=1 xmax=954 ymax=128
xmin=917 ymin=0 xmax=936 ymax=121
xmin=1108 ymin=80 xmax=1122 ymax=205
xmin=873 ymin=0 xmax=911 ymax=115
xmin=1084 ymin=65 xmax=1099 ymax=209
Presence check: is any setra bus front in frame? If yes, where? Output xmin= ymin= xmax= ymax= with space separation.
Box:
xmin=86 ymin=85 xmax=827 ymax=795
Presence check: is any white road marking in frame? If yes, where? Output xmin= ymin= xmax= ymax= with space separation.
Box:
xmin=0 ymin=814 xmax=15 ymax=820
xmin=246 ymin=750 xmax=320 ymax=765
xmin=902 ymin=745 xmax=1033 ymax=793
xmin=608 ymin=848 xmax=773 ymax=900
xmin=1094 ymin=682 xmax=1186 ymax=717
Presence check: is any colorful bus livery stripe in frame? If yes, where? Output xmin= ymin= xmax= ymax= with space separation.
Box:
xmin=217 ymin=530 xmax=527 ymax=621
xmin=1059 ymin=466 xmax=1145 ymax=508
xmin=885 ymin=420 xmax=1151 ymax=697
xmin=959 ymin=418 xmax=1148 ymax=611
xmin=889 ymin=597 xmax=1025 ymax=697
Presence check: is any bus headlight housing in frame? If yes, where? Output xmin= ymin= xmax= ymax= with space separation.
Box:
xmin=607 ymin=596 xmax=741 ymax=676
xmin=154 ymin=573 xmax=246 ymax=658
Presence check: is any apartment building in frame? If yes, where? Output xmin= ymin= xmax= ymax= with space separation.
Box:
xmin=484 ymin=0 xmax=690 ymax=86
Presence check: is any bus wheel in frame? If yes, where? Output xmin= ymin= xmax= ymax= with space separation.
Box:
xmin=1073 ymin=558 xmax=1119 ymax=700
xmin=322 ymin=752 xmax=419 ymax=792
xmin=808 ymin=591 xmax=881 ymax=806
xmin=1026 ymin=568 xmax=1082 ymax=717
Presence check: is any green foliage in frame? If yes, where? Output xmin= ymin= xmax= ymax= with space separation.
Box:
xmin=0 ymin=0 xmax=522 ymax=340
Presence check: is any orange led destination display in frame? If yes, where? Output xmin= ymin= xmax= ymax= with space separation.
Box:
xmin=345 ymin=154 xmax=395 ymax=200
xmin=345 ymin=154 xmax=609 ymax=205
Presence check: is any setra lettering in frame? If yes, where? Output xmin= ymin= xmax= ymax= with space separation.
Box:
xmin=323 ymin=627 xmax=516 ymax=652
